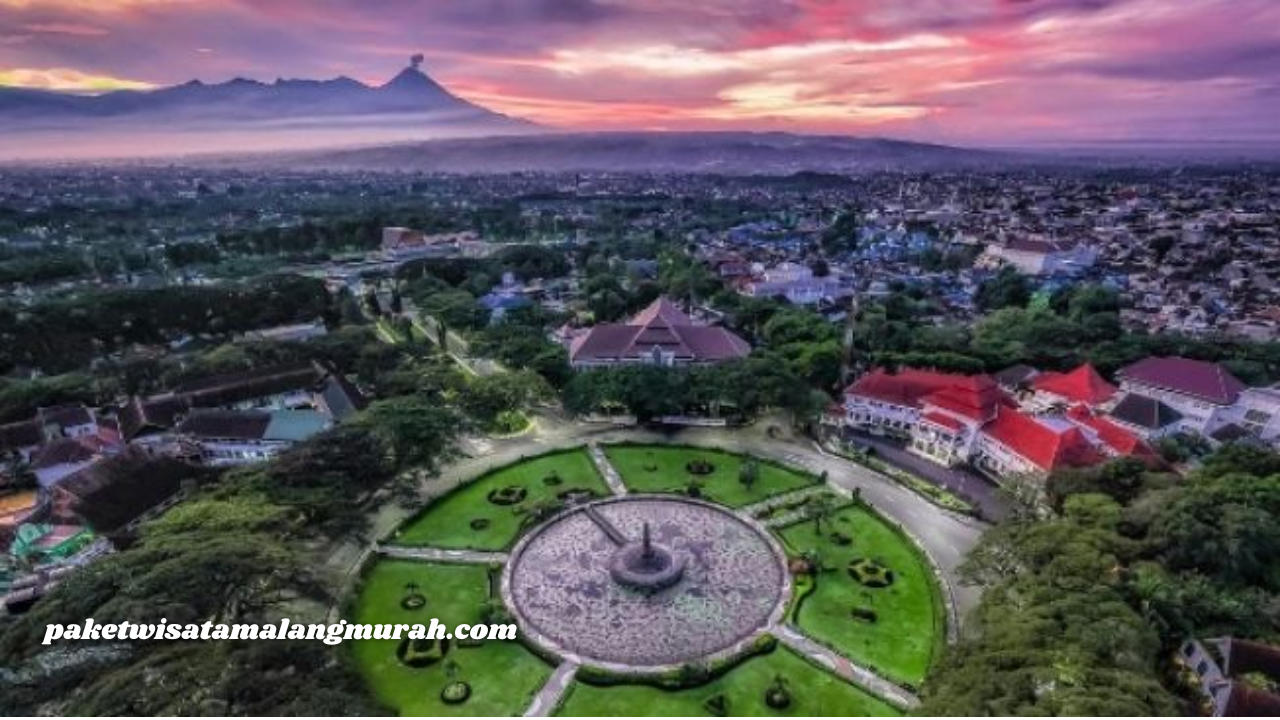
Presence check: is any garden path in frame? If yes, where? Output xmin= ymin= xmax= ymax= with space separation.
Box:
xmin=587 ymin=443 xmax=629 ymax=496
xmin=375 ymin=544 xmax=508 ymax=565
xmin=774 ymin=624 xmax=921 ymax=709
xmin=523 ymin=660 xmax=579 ymax=716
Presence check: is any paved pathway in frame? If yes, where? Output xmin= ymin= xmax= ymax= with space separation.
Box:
xmin=325 ymin=411 xmax=986 ymax=623
xmin=588 ymin=442 xmax=629 ymax=496
xmin=774 ymin=625 xmax=920 ymax=710
xmin=741 ymin=484 xmax=833 ymax=519
xmin=321 ymin=412 xmax=990 ymax=711
xmin=374 ymin=544 xmax=508 ymax=565
xmin=523 ymin=660 xmax=579 ymax=717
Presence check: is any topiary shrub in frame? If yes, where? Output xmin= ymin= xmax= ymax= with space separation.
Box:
xmin=487 ymin=485 xmax=528 ymax=505
xmin=686 ymin=459 xmax=716 ymax=475
xmin=440 ymin=681 xmax=471 ymax=704
xmin=542 ymin=472 xmax=563 ymax=487
xmin=401 ymin=593 xmax=427 ymax=610
xmin=396 ymin=637 xmax=449 ymax=668
xmin=830 ymin=531 xmax=853 ymax=546
xmin=765 ymin=674 xmax=792 ymax=709
xmin=847 ymin=558 xmax=895 ymax=588
xmin=469 ymin=518 xmax=491 ymax=531
xmin=704 ymin=693 xmax=730 ymax=717
xmin=851 ymin=606 xmax=878 ymax=623
xmin=557 ymin=488 xmax=599 ymax=504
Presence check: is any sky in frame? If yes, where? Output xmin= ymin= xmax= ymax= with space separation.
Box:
xmin=1 ymin=0 xmax=1277 ymax=146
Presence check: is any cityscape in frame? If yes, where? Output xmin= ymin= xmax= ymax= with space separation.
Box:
xmin=2 ymin=1 xmax=1280 ymax=717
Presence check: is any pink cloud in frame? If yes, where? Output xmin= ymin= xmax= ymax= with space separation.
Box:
xmin=0 ymin=0 xmax=1275 ymax=144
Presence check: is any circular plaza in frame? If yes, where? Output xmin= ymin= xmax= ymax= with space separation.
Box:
xmin=502 ymin=495 xmax=791 ymax=671
xmin=350 ymin=443 xmax=948 ymax=716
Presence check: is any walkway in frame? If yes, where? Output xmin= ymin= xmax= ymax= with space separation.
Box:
xmin=523 ymin=660 xmax=579 ymax=717
xmin=587 ymin=443 xmax=629 ymax=496
xmin=741 ymin=484 xmax=833 ymax=519
xmin=774 ymin=625 xmax=920 ymax=710
xmin=326 ymin=411 xmax=986 ymax=623
xmin=374 ymin=544 xmax=508 ymax=565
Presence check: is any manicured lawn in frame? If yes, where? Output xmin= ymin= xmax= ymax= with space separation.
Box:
xmin=604 ymin=444 xmax=817 ymax=508
xmin=779 ymin=504 xmax=945 ymax=687
xmin=350 ymin=560 xmax=552 ymax=716
xmin=392 ymin=450 xmax=608 ymax=550
xmin=556 ymin=645 xmax=900 ymax=717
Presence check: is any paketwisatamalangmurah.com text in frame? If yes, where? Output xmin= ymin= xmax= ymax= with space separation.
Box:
xmin=42 ymin=618 xmax=517 ymax=645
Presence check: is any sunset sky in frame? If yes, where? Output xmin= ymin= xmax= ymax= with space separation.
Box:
xmin=1 ymin=0 xmax=1277 ymax=146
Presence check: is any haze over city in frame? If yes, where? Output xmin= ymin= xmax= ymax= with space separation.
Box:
xmin=1 ymin=0 xmax=1278 ymax=147
xmin=3 ymin=4 xmax=1280 ymax=720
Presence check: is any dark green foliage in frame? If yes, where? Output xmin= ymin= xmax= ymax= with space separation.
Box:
xmin=0 ymin=275 xmax=334 ymax=374
xmin=221 ymin=424 xmax=397 ymax=535
xmin=0 ymin=251 xmax=88 ymax=284
xmin=163 ymin=242 xmax=221 ymax=267
xmin=360 ymin=394 xmax=465 ymax=472
xmin=975 ymin=266 xmax=1033 ymax=311
xmin=923 ymin=446 xmax=1280 ymax=715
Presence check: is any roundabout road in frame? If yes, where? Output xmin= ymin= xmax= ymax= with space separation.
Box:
xmin=334 ymin=410 xmax=987 ymax=625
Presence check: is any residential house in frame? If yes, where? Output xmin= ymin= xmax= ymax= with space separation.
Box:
xmin=981 ymin=237 xmax=1098 ymax=276
xmin=175 ymin=409 xmax=330 ymax=466
xmin=1181 ymin=638 xmax=1280 ymax=716
xmin=742 ymin=262 xmax=853 ymax=305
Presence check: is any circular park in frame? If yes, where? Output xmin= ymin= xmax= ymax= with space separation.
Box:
xmin=349 ymin=443 xmax=947 ymax=716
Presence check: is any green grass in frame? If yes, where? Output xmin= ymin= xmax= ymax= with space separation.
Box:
xmin=556 ymin=646 xmax=901 ymax=717
xmin=779 ymin=504 xmax=945 ymax=687
xmin=604 ymin=444 xmax=816 ymax=508
xmin=350 ymin=560 xmax=552 ymax=716
xmin=392 ymin=450 xmax=608 ymax=550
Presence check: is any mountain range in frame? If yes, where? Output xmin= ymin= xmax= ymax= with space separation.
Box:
xmin=255 ymin=131 xmax=1022 ymax=174
xmin=0 ymin=59 xmax=533 ymax=160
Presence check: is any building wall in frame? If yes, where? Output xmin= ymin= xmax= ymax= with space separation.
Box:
xmin=1117 ymin=380 xmax=1229 ymax=435
xmin=197 ymin=439 xmax=291 ymax=466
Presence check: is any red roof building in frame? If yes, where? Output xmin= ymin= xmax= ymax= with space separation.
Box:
xmin=568 ymin=297 xmax=751 ymax=368
xmin=977 ymin=406 xmax=1103 ymax=474
xmin=840 ymin=365 xmax=1164 ymax=480
xmin=1117 ymin=357 xmax=1246 ymax=405
xmin=1032 ymin=363 xmax=1118 ymax=407
xmin=1066 ymin=406 xmax=1161 ymax=462
xmin=846 ymin=368 xmax=1001 ymax=410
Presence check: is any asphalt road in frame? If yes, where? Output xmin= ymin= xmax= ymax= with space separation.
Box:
xmin=329 ymin=410 xmax=988 ymax=624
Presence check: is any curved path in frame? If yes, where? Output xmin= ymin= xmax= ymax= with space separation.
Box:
xmin=333 ymin=411 xmax=986 ymax=619
xmin=331 ymin=411 xmax=988 ymax=714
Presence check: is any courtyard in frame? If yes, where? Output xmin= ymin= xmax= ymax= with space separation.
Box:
xmin=351 ymin=441 xmax=949 ymax=716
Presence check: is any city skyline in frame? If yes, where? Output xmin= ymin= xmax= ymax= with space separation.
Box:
xmin=1 ymin=0 xmax=1278 ymax=147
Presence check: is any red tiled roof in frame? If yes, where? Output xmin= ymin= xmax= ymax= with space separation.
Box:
xmin=1117 ymin=356 xmax=1246 ymax=405
xmin=569 ymin=297 xmax=750 ymax=364
xmin=848 ymin=368 xmax=973 ymax=406
xmin=847 ymin=368 xmax=1007 ymax=418
xmin=1033 ymin=363 xmax=1118 ymax=406
xmin=981 ymin=407 xmax=1103 ymax=472
xmin=629 ymin=296 xmax=693 ymax=327
xmin=1066 ymin=406 xmax=1158 ymax=458
xmin=921 ymin=411 xmax=965 ymax=432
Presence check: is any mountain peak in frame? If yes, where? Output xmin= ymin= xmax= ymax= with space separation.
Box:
xmin=380 ymin=55 xmax=445 ymax=94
